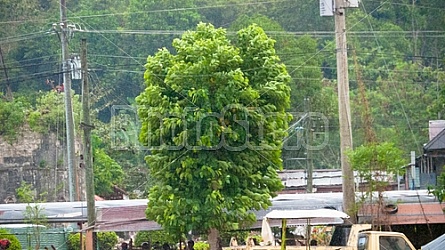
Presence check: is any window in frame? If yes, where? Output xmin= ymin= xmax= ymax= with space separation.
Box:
xmin=357 ymin=234 xmax=368 ymax=250
xmin=379 ymin=236 xmax=412 ymax=250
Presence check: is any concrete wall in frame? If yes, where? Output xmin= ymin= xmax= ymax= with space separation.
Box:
xmin=0 ymin=128 xmax=70 ymax=204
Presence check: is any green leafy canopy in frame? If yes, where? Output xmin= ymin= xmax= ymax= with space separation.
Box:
xmin=347 ymin=142 xmax=405 ymax=192
xmin=136 ymin=22 xmax=291 ymax=235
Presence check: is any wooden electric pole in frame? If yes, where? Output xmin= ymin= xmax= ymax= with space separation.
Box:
xmin=0 ymin=47 xmax=13 ymax=101
xmin=334 ymin=0 xmax=356 ymax=223
xmin=305 ymin=98 xmax=313 ymax=193
xmin=60 ymin=0 xmax=77 ymax=202
xmin=81 ymin=39 xmax=95 ymax=250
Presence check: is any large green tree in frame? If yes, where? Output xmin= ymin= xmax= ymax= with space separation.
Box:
xmin=136 ymin=22 xmax=290 ymax=249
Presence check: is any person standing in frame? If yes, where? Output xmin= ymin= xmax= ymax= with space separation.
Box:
xmin=187 ymin=240 xmax=194 ymax=250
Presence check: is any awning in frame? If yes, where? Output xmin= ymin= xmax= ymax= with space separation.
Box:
xmin=264 ymin=209 xmax=349 ymax=220
xmin=261 ymin=209 xmax=350 ymax=249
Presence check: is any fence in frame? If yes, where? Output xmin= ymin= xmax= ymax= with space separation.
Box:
xmin=0 ymin=225 xmax=69 ymax=250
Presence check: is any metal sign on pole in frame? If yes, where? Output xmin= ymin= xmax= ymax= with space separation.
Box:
xmin=320 ymin=0 xmax=334 ymax=16
xmin=345 ymin=0 xmax=360 ymax=8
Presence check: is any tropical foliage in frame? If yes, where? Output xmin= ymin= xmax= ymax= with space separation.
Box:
xmin=348 ymin=142 xmax=405 ymax=196
xmin=136 ymin=22 xmax=290 ymax=246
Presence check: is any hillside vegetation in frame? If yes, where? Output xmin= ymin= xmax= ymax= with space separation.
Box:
xmin=1 ymin=0 xmax=444 ymax=197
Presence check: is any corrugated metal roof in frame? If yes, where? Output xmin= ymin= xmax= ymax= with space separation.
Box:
xmin=264 ymin=209 xmax=349 ymax=219
xmin=0 ymin=190 xmax=440 ymax=231
xmin=0 ymin=199 xmax=148 ymax=224
xmin=278 ymin=170 xmax=397 ymax=188
xmin=424 ymin=128 xmax=445 ymax=151
xmin=359 ymin=203 xmax=445 ymax=225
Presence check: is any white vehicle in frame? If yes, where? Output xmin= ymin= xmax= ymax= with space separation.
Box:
xmin=251 ymin=209 xmax=416 ymax=250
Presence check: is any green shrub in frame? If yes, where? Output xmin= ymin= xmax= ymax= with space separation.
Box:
xmin=0 ymin=98 xmax=26 ymax=142
xmin=27 ymin=91 xmax=66 ymax=134
xmin=97 ymin=232 xmax=118 ymax=250
xmin=134 ymin=230 xmax=178 ymax=247
xmin=134 ymin=231 xmax=151 ymax=247
xmin=28 ymin=91 xmax=81 ymax=135
xmin=194 ymin=241 xmax=209 ymax=250
xmin=67 ymin=232 xmax=118 ymax=250
xmin=67 ymin=233 xmax=84 ymax=250
xmin=0 ymin=228 xmax=22 ymax=250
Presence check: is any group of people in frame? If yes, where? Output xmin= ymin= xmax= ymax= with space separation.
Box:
xmin=229 ymin=236 xmax=257 ymax=250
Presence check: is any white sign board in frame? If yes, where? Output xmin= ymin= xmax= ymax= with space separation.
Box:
xmin=346 ymin=0 xmax=360 ymax=8
xmin=320 ymin=0 xmax=334 ymax=16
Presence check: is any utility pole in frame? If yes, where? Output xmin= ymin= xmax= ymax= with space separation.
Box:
xmin=60 ymin=0 xmax=77 ymax=202
xmin=81 ymin=38 xmax=95 ymax=250
xmin=305 ymin=98 xmax=313 ymax=193
xmin=334 ymin=0 xmax=356 ymax=222
xmin=0 ymin=47 xmax=13 ymax=101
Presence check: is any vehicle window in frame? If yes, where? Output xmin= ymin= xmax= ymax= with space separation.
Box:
xmin=379 ymin=236 xmax=412 ymax=250
xmin=330 ymin=226 xmax=351 ymax=246
xmin=357 ymin=234 xmax=368 ymax=250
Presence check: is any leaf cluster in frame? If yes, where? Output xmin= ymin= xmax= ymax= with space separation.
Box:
xmin=348 ymin=142 xmax=405 ymax=192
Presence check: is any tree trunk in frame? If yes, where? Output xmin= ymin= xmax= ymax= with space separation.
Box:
xmin=208 ymin=228 xmax=222 ymax=250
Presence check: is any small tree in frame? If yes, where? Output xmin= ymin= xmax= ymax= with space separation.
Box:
xmin=347 ymin=142 xmax=405 ymax=229
xmin=16 ymin=182 xmax=47 ymax=250
xmin=137 ymin=22 xmax=290 ymax=249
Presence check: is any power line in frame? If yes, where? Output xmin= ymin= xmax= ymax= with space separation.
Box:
xmin=90 ymin=54 xmax=146 ymax=60
xmin=0 ymin=31 xmax=49 ymax=45
xmin=1 ymin=55 xmax=59 ymax=66
xmin=366 ymin=0 xmax=445 ymax=11
xmin=75 ymin=28 xmax=445 ymax=37
xmin=1 ymin=60 xmax=60 ymax=71
xmin=69 ymin=0 xmax=290 ymax=20
xmin=3 ymin=55 xmax=442 ymax=84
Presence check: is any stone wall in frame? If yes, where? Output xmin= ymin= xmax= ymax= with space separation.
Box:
xmin=0 ymin=128 xmax=71 ymax=204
